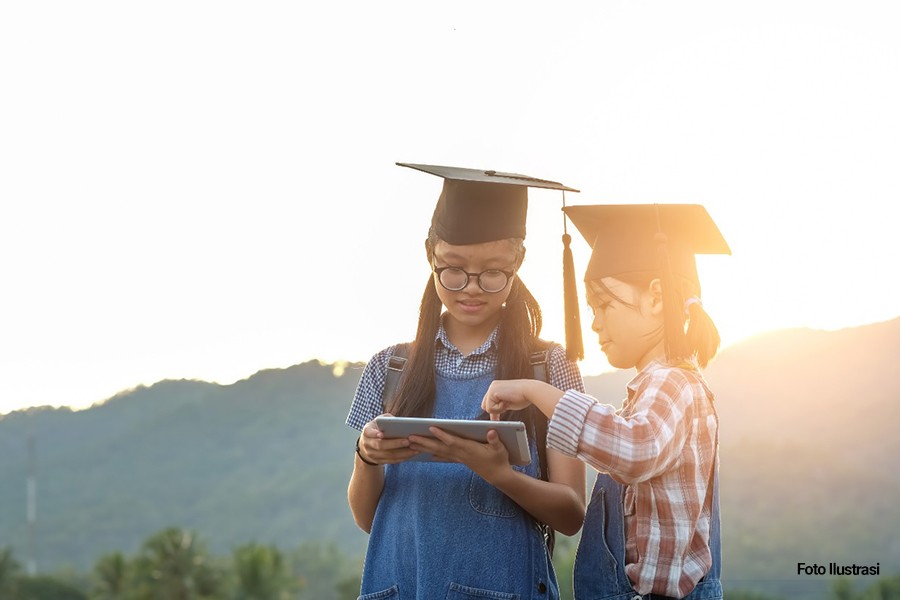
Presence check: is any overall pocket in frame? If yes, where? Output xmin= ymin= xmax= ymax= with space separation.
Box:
xmin=446 ymin=581 xmax=519 ymax=599
xmin=467 ymin=472 xmax=517 ymax=518
xmin=358 ymin=584 xmax=399 ymax=600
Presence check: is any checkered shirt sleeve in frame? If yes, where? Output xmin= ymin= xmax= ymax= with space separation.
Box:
xmin=547 ymin=365 xmax=701 ymax=481
xmin=345 ymin=345 xmax=397 ymax=431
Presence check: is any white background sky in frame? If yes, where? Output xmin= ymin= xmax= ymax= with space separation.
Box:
xmin=2 ymin=1 xmax=899 ymax=414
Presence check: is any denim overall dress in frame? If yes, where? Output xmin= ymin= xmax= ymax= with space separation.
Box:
xmin=358 ymin=371 xmax=559 ymax=600
xmin=573 ymin=456 xmax=723 ymax=600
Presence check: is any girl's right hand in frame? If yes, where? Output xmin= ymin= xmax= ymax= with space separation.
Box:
xmin=358 ymin=413 xmax=420 ymax=465
xmin=481 ymin=380 xmax=532 ymax=419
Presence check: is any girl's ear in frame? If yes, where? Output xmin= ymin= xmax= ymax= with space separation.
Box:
xmin=648 ymin=278 xmax=664 ymax=316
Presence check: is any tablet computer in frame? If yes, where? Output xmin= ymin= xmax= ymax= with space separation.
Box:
xmin=374 ymin=416 xmax=532 ymax=466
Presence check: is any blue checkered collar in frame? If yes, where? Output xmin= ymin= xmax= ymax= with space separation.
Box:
xmin=434 ymin=320 xmax=501 ymax=358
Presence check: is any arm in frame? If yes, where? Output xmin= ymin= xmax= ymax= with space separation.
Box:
xmin=345 ymin=347 xmax=418 ymax=533
xmin=484 ymin=369 xmax=693 ymax=484
xmin=347 ymin=424 xmax=384 ymax=534
xmin=347 ymin=416 xmax=420 ymax=533
xmin=477 ymin=343 xmax=585 ymax=533
xmin=489 ymin=446 xmax=585 ymax=536
xmin=482 ymin=378 xmax=566 ymax=420
xmin=481 ymin=343 xmax=584 ymax=419
xmin=409 ymin=427 xmax=585 ymax=535
xmin=548 ymin=375 xmax=692 ymax=483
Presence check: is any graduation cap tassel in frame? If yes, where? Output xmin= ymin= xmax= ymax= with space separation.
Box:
xmin=654 ymin=206 xmax=688 ymax=363
xmin=562 ymin=194 xmax=584 ymax=362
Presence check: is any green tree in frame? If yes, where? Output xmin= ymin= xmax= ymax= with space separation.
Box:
xmin=831 ymin=577 xmax=859 ymax=600
xmin=230 ymin=543 xmax=294 ymax=600
xmin=291 ymin=541 xmax=360 ymax=600
xmin=130 ymin=528 xmax=221 ymax=600
xmin=551 ymin=535 xmax=577 ymax=600
xmin=334 ymin=573 xmax=362 ymax=600
xmin=726 ymin=591 xmax=785 ymax=600
xmin=859 ymin=574 xmax=900 ymax=600
xmin=1 ymin=547 xmax=21 ymax=598
xmin=15 ymin=574 xmax=89 ymax=600
xmin=90 ymin=552 xmax=129 ymax=600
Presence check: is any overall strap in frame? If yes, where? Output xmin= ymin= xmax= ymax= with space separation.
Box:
xmin=527 ymin=347 xmax=551 ymax=471
xmin=381 ymin=343 xmax=410 ymax=407
xmin=527 ymin=345 xmax=554 ymax=554
xmin=529 ymin=348 xmax=551 ymax=384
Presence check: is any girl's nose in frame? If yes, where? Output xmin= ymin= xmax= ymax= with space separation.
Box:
xmin=460 ymin=273 xmax=482 ymax=293
xmin=591 ymin=312 xmax=604 ymax=333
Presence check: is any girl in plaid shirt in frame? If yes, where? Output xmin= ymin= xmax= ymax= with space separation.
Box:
xmin=483 ymin=204 xmax=730 ymax=599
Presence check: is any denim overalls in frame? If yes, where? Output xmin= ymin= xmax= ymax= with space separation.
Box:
xmin=573 ymin=433 xmax=723 ymax=600
xmin=358 ymin=372 xmax=559 ymax=600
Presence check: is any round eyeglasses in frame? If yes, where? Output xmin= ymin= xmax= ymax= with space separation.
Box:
xmin=433 ymin=265 xmax=515 ymax=293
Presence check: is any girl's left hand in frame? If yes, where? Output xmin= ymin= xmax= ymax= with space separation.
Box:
xmin=408 ymin=427 xmax=511 ymax=483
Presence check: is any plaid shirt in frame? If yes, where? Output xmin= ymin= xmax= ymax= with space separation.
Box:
xmin=347 ymin=325 xmax=584 ymax=431
xmin=547 ymin=360 xmax=718 ymax=598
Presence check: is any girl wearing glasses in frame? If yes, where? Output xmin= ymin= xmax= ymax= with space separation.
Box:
xmin=346 ymin=163 xmax=586 ymax=600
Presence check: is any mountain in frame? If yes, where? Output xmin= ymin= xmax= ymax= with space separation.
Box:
xmin=1 ymin=318 xmax=898 ymax=598
xmin=0 ymin=362 xmax=370 ymax=570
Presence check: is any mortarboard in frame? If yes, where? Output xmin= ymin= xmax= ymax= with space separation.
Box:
xmin=563 ymin=203 xmax=731 ymax=287
xmin=398 ymin=162 xmax=585 ymax=360
xmin=564 ymin=203 xmax=731 ymax=366
xmin=397 ymin=162 xmax=579 ymax=245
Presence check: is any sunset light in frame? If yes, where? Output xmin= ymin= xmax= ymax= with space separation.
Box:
xmin=3 ymin=5 xmax=900 ymax=599
xmin=2 ymin=1 xmax=899 ymax=412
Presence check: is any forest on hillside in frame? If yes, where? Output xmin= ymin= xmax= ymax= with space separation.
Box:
xmin=1 ymin=318 xmax=898 ymax=599
xmin=2 ymin=531 xmax=900 ymax=600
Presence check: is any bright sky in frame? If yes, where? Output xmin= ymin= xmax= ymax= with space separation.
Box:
xmin=2 ymin=1 xmax=899 ymax=415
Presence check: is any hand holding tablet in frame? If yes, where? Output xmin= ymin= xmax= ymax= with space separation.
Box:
xmin=374 ymin=416 xmax=532 ymax=466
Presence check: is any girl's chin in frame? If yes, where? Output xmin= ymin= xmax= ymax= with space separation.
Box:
xmin=602 ymin=351 xmax=633 ymax=370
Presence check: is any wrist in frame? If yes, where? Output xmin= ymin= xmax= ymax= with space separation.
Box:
xmin=482 ymin=462 xmax=517 ymax=490
xmin=355 ymin=436 xmax=379 ymax=467
xmin=531 ymin=380 xmax=564 ymax=419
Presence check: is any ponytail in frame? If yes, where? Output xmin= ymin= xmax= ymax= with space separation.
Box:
xmin=684 ymin=295 xmax=721 ymax=368
xmin=496 ymin=276 xmax=556 ymax=555
xmin=662 ymin=278 xmax=722 ymax=369
xmin=386 ymin=275 xmax=442 ymax=417
xmin=496 ymin=277 xmax=542 ymax=380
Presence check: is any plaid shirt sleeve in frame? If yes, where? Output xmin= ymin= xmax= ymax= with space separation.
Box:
xmin=547 ymin=367 xmax=695 ymax=483
xmin=345 ymin=345 xmax=397 ymax=431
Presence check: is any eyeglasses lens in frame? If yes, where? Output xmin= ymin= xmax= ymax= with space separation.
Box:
xmin=438 ymin=268 xmax=508 ymax=293
xmin=478 ymin=271 xmax=508 ymax=293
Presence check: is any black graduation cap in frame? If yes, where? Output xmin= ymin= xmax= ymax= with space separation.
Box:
xmin=563 ymin=203 xmax=731 ymax=287
xmin=397 ymin=163 xmax=579 ymax=245
xmin=398 ymin=162 xmax=585 ymax=360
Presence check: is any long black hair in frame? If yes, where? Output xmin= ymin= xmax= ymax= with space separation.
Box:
xmin=385 ymin=233 xmax=557 ymax=552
